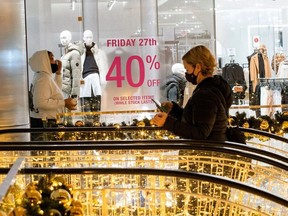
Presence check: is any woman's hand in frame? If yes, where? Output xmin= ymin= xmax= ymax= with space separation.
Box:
xmin=55 ymin=60 xmax=62 ymax=75
xmin=150 ymin=112 xmax=168 ymax=127
xmin=161 ymin=101 xmax=173 ymax=113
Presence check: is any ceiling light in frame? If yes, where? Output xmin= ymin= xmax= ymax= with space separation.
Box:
xmin=71 ymin=0 xmax=76 ymax=11
xmin=108 ymin=0 xmax=116 ymax=11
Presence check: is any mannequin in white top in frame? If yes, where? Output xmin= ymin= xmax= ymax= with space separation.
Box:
xmin=80 ymin=30 xmax=108 ymax=123
xmin=59 ymin=30 xmax=82 ymax=99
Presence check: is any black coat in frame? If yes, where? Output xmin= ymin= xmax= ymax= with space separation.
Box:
xmin=163 ymin=75 xmax=233 ymax=141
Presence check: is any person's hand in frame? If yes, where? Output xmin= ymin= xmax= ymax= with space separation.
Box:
xmin=65 ymin=97 xmax=77 ymax=110
xmin=55 ymin=60 xmax=62 ymax=75
xmin=161 ymin=101 xmax=173 ymax=113
xmin=232 ymin=85 xmax=243 ymax=93
xmin=150 ymin=112 xmax=168 ymax=127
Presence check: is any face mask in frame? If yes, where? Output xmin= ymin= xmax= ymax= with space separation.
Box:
xmin=51 ymin=63 xmax=59 ymax=74
xmin=185 ymin=68 xmax=198 ymax=85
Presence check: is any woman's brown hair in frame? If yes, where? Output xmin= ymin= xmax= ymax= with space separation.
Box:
xmin=182 ymin=45 xmax=217 ymax=75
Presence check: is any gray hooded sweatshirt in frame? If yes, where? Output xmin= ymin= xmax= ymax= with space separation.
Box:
xmin=29 ymin=50 xmax=65 ymax=120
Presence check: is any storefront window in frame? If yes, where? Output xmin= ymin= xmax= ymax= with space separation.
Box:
xmin=26 ymin=0 xmax=83 ymax=58
xmin=26 ymin=0 xmax=288 ymax=117
xmin=216 ymin=0 xmax=288 ymax=117
xmin=25 ymin=0 xmax=215 ymax=112
xmin=157 ymin=0 xmax=215 ymax=62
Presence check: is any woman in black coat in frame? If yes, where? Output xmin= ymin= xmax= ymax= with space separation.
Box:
xmin=151 ymin=45 xmax=235 ymax=215
xmin=151 ymin=45 xmax=233 ymax=141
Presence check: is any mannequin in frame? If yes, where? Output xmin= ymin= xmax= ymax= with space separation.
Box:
xmin=80 ymin=30 xmax=108 ymax=123
xmin=59 ymin=30 xmax=82 ymax=99
xmin=160 ymin=63 xmax=187 ymax=107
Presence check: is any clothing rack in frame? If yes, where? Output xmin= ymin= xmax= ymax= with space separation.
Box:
xmin=242 ymin=63 xmax=248 ymax=69
xmin=258 ymin=78 xmax=288 ymax=81
xmin=258 ymin=78 xmax=288 ymax=89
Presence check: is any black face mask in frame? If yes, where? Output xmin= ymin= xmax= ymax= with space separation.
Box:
xmin=51 ymin=63 xmax=59 ymax=74
xmin=185 ymin=68 xmax=198 ymax=85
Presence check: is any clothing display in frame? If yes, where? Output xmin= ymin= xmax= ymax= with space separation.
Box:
xmin=79 ymin=30 xmax=108 ymax=123
xmin=277 ymin=60 xmax=288 ymax=78
xmin=259 ymin=77 xmax=288 ymax=113
xmin=222 ymin=62 xmax=247 ymax=104
xmin=248 ymin=48 xmax=272 ymax=93
xmin=247 ymin=46 xmax=272 ymax=116
xmin=260 ymin=85 xmax=282 ymax=116
xmin=80 ymin=42 xmax=108 ymax=99
xmin=271 ymin=53 xmax=286 ymax=74
xmin=61 ymin=42 xmax=82 ymax=99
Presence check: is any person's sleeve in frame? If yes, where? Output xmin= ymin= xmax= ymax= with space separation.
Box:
xmin=54 ymin=73 xmax=62 ymax=89
xmin=169 ymin=101 xmax=183 ymax=119
xmin=70 ymin=51 xmax=82 ymax=96
xmin=163 ymin=93 xmax=218 ymax=139
xmin=33 ymin=77 xmax=65 ymax=110
xmin=99 ymin=50 xmax=109 ymax=86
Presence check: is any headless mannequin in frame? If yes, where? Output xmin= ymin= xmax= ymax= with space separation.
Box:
xmin=80 ymin=30 xmax=108 ymax=124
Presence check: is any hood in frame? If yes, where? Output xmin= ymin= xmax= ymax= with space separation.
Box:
xmin=67 ymin=42 xmax=83 ymax=55
xmin=198 ymin=75 xmax=233 ymax=108
xmin=213 ymin=75 xmax=233 ymax=106
xmin=29 ymin=50 xmax=51 ymax=74
xmin=172 ymin=63 xmax=185 ymax=75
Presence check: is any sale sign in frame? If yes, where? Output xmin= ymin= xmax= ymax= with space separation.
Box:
xmin=252 ymin=35 xmax=260 ymax=48
xmin=101 ymin=37 xmax=167 ymax=112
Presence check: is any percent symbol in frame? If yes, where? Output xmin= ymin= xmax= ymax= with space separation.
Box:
xmin=146 ymin=55 xmax=160 ymax=70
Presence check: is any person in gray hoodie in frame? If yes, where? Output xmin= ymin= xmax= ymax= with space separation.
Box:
xmin=29 ymin=50 xmax=77 ymax=128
